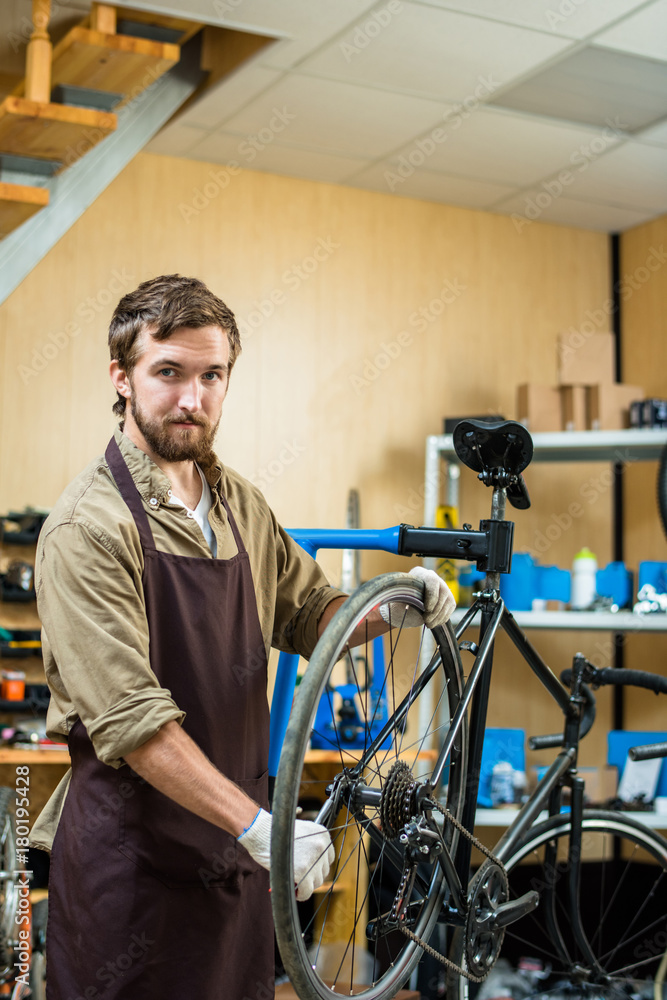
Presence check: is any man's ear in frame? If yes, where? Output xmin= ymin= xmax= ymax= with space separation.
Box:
xmin=109 ymin=360 xmax=131 ymax=400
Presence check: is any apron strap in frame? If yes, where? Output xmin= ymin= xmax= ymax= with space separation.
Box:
xmin=220 ymin=494 xmax=247 ymax=556
xmin=105 ymin=437 xmax=156 ymax=551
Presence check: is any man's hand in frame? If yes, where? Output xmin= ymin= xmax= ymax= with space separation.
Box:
xmin=379 ymin=567 xmax=456 ymax=629
xmin=238 ymin=808 xmax=335 ymax=901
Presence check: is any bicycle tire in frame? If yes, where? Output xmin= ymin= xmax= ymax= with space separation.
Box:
xmin=657 ymin=442 xmax=667 ymax=541
xmin=271 ymin=572 xmax=468 ymax=1000
xmin=452 ymin=809 xmax=667 ymax=1000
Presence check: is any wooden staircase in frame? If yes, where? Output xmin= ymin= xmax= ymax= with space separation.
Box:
xmin=0 ymin=1 xmax=202 ymax=240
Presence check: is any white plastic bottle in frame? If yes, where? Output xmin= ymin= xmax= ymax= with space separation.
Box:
xmin=490 ymin=761 xmax=515 ymax=806
xmin=571 ymin=547 xmax=598 ymax=609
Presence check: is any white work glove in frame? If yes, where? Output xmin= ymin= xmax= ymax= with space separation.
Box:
xmin=379 ymin=567 xmax=456 ymax=629
xmin=237 ymin=808 xmax=335 ymax=901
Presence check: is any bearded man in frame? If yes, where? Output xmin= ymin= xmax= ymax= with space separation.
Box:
xmin=31 ymin=274 xmax=455 ymax=1000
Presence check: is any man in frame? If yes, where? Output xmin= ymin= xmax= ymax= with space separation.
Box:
xmin=31 ymin=275 xmax=455 ymax=999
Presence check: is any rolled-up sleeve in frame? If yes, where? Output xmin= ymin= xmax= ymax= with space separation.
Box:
xmin=271 ymin=521 xmax=346 ymax=659
xmin=36 ymin=522 xmax=185 ymax=768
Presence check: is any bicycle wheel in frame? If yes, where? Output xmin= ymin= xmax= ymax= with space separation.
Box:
xmin=452 ymin=809 xmax=667 ymax=1000
xmin=272 ymin=572 xmax=468 ymax=1000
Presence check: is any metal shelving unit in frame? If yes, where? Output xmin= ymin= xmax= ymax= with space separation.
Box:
xmin=451 ymin=607 xmax=667 ymax=632
xmin=424 ymin=427 xmax=667 ymax=631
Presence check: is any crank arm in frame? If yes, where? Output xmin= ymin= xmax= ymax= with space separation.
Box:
xmin=478 ymin=890 xmax=539 ymax=932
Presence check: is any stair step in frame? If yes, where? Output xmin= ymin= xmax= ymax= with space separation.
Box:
xmin=0 ymin=182 xmax=49 ymax=240
xmin=0 ymin=97 xmax=116 ymax=166
xmin=50 ymin=83 xmax=123 ymax=112
xmin=50 ymin=27 xmax=179 ymax=107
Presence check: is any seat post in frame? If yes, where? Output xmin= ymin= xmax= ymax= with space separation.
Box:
xmin=486 ymin=486 xmax=507 ymax=591
xmin=491 ymin=484 xmax=507 ymax=522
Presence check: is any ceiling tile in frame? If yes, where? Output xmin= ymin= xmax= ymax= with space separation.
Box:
xmin=145 ymin=122 xmax=211 ymax=157
xmin=348 ymin=162 xmax=515 ymax=208
xmin=549 ymin=141 xmax=667 ymax=210
xmin=117 ymin=0 xmax=380 ymax=68
xmin=493 ymin=46 xmax=667 ymax=131
xmin=180 ymin=65 xmax=283 ymax=130
xmin=216 ymin=74 xmax=452 ymax=158
xmin=383 ymin=109 xmax=622 ymax=187
xmin=415 ymin=0 xmax=650 ymax=39
xmin=300 ymin=3 xmax=572 ymax=102
xmin=189 ymin=133 xmax=368 ymax=182
xmin=491 ymin=190 xmax=656 ymax=232
xmin=595 ymin=0 xmax=667 ymax=62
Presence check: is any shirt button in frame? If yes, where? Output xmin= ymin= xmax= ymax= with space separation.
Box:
xmin=149 ymin=498 xmax=159 ymax=507
xmin=167 ymin=490 xmax=172 ymax=497
xmin=186 ymin=511 xmax=194 ymax=519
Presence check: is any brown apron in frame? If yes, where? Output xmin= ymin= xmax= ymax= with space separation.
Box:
xmin=46 ymin=436 xmax=274 ymax=1000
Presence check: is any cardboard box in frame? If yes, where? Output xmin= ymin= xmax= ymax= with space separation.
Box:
xmin=581 ymin=765 xmax=618 ymax=805
xmin=558 ymin=331 xmax=615 ymax=386
xmin=586 ymin=384 xmax=644 ymax=430
xmin=517 ymin=384 xmax=561 ymax=432
xmin=561 ymin=385 xmax=586 ymax=431
xmin=531 ymin=765 xmax=617 ymax=805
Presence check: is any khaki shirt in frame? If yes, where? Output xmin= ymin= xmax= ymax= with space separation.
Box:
xmin=31 ymin=426 xmax=344 ymax=851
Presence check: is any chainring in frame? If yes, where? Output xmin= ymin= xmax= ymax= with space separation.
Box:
xmin=466 ymin=861 xmax=509 ymax=979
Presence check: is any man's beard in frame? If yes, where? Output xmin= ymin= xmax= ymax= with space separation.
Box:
xmin=130 ymin=391 xmax=220 ymax=465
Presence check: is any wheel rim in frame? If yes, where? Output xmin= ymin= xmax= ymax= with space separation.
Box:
xmin=482 ymin=814 xmax=667 ymax=1000
xmin=272 ymin=573 xmax=467 ymax=999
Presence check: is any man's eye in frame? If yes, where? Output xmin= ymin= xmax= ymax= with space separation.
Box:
xmin=159 ymin=368 xmax=175 ymax=377
xmin=203 ymin=372 xmax=220 ymax=381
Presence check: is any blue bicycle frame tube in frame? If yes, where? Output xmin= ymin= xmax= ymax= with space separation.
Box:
xmin=268 ymin=526 xmax=402 ymax=777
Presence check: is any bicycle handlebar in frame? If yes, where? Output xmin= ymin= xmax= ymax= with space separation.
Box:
xmin=528 ymin=678 xmax=596 ymax=750
xmin=629 ymin=741 xmax=667 ymax=761
xmin=571 ymin=665 xmax=667 ymax=762
xmin=536 ymin=664 xmax=667 ymax=752
xmin=584 ymin=667 xmax=667 ymax=696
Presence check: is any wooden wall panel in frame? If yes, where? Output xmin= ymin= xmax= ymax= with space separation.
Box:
xmin=620 ymin=214 xmax=667 ymax=736
xmin=0 ymin=153 xmax=614 ymax=766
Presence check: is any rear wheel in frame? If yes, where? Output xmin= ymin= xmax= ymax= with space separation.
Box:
xmin=271 ymin=572 xmax=468 ymax=999
xmin=453 ymin=810 xmax=667 ymax=1000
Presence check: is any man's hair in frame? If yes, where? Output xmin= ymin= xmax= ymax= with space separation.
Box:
xmin=108 ymin=274 xmax=241 ymax=418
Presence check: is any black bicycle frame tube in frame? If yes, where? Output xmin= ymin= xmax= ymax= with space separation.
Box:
xmin=493 ymin=748 xmax=576 ymax=864
xmin=567 ymin=775 xmax=601 ymax=970
xmin=454 ymin=599 xmax=484 ymax=640
xmin=430 ymin=597 xmax=505 ymax=792
xmin=452 ymin=598 xmax=504 ymax=882
xmin=543 ymin=782 xmax=571 ymax=965
xmin=500 ymin=610 xmax=571 ymax=716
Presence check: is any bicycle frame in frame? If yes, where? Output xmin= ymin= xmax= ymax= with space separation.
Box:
xmin=274 ymin=511 xmax=600 ymax=972
xmin=270 ymin=517 xmax=514 ymax=775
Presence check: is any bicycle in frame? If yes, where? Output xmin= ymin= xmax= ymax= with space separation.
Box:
xmin=269 ymin=418 xmax=667 ymax=1000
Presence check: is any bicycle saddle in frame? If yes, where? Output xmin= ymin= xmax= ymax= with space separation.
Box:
xmin=452 ymin=419 xmax=533 ymax=509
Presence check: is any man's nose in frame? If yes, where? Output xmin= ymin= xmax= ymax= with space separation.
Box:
xmin=177 ymin=378 xmax=203 ymax=411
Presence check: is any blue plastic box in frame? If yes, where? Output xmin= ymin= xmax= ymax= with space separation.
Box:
xmin=477 ymin=728 xmax=526 ymax=807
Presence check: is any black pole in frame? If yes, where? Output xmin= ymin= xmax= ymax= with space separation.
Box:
xmin=611 ymin=232 xmax=624 ymax=731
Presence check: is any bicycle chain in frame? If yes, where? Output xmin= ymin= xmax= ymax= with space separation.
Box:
xmin=392 ymin=790 xmax=508 ymax=983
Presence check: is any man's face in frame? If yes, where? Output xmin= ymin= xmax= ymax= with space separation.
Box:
xmin=122 ymin=325 xmax=231 ymax=464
